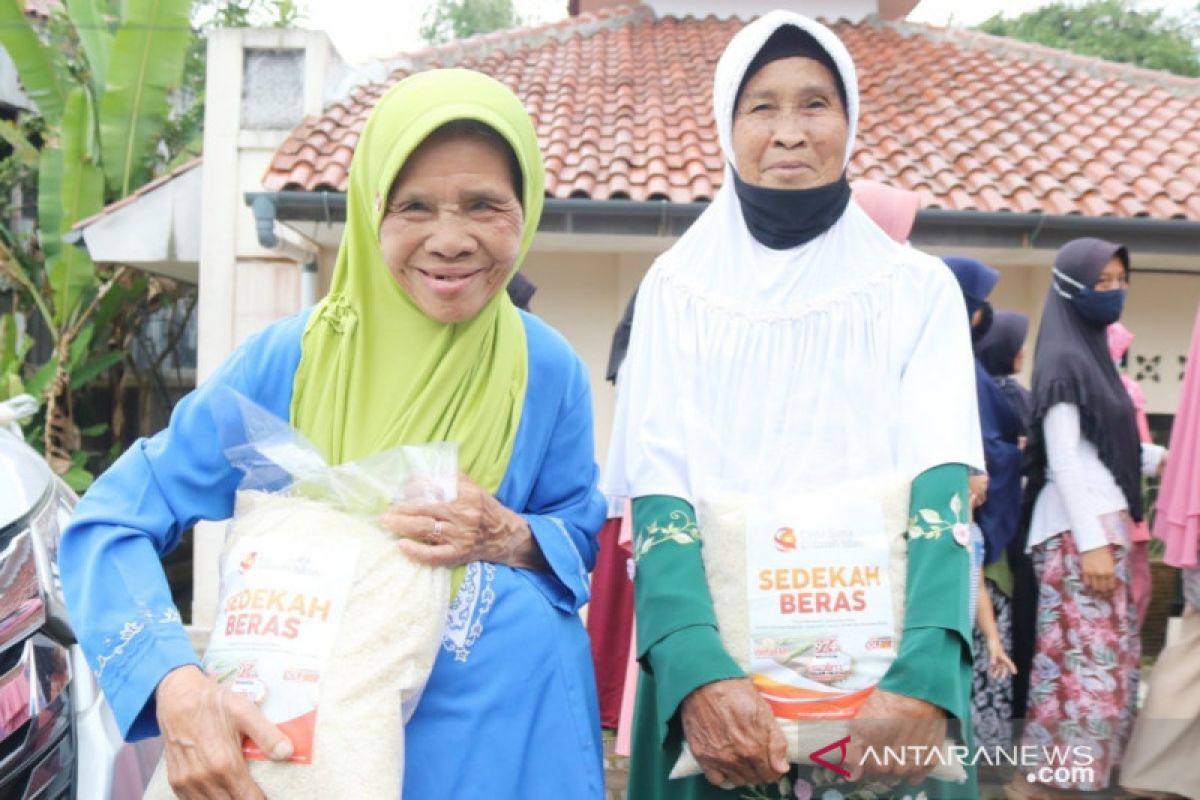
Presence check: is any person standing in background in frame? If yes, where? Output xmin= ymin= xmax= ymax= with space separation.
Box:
xmin=945 ymin=257 xmax=1023 ymax=755
xmin=1121 ymin=302 xmax=1200 ymax=800
xmin=1009 ymin=238 xmax=1165 ymax=799
xmin=850 ymin=178 xmax=919 ymax=244
xmin=976 ymin=311 xmax=1034 ymax=437
xmin=973 ymin=310 xmax=1039 ymax=722
xmin=1108 ymin=322 xmax=1161 ymax=626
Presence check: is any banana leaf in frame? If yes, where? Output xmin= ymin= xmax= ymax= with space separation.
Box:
xmin=98 ymin=0 xmax=191 ymax=197
xmin=70 ymin=350 xmax=123 ymax=390
xmin=62 ymin=450 xmax=93 ymax=491
xmin=37 ymin=145 xmax=64 ymax=259
xmin=0 ymin=314 xmax=17 ymax=364
xmin=46 ymin=252 xmax=96 ymax=329
xmin=0 ymin=313 xmax=32 ymax=399
xmin=67 ymin=321 xmax=94 ymax=369
xmin=90 ymin=270 xmax=147 ymax=333
xmin=0 ymin=119 xmax=40 ymax=166
xmin=37 ymin=86 xmax=103 ymax=262
xmin=65 ymin=0 xmax=116 ymax=95
xmin=24 ymin=354 xmax=58 ymax=399
xmin=1 ymin=373 xmax=25 ymax=402
xmin=45 ymin=88 xmax=104 ymax=328
xmin=59 ymin=88 xmax=105 ymax=222
xmin=0 ymin=0 xmax=68 ymax=123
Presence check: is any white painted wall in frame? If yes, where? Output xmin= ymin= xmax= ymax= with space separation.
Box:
xmin=197 ymin=28 xmax=337 ymax=383
xmin=521 ymin=248 xmax=657 ymax=469
xmin=517 ymin=243 xmax=1198 ymax=472
xmin=1119 ymin=273 xmax=1199 ymax=416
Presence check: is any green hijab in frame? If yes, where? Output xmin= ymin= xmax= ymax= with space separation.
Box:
xmin=290 ymin=69 xmax=544 ymax=496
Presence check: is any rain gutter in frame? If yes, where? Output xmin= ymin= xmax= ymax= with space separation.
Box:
xmin=245 ymin=192 xmax=1200 ymax=257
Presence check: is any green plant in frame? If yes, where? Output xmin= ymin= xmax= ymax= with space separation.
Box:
xmin=978 ymin=1 xmax=1200 ymax=77
xmin=419 ymin=0 xmax=520 ymax=45
xmin=0 ymin=0 xmax=190 ymax=487
xmin=0 ymin=308 xmax=32 ymax=401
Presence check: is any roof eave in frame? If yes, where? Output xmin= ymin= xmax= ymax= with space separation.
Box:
xmin=247 ymin=190 xmax=1200 ymax=256
xmin=914 ymin=208 xmax=1200 ymax=257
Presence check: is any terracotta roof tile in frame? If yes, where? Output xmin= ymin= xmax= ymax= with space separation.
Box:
xmin=263 ymin=7 xmax=1200 ymax=221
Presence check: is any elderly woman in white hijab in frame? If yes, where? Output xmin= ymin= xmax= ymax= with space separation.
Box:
xmin=606 ymin=12 xmax=983 ymax=800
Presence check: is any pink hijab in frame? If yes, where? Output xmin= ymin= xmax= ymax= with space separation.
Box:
xmin=1154 ymin=304 xmax=1200 ymax=568
xmin=1108 ymin=322 xmax=1153 ymax=442
xmin=850 ymin=178 xmax=919 ymax=243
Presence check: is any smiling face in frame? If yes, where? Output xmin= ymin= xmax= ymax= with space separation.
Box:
xmin=379 ymin=131 xmax=524 ymax=324
xmin=731 ymin=56 xmax=849 ymax=190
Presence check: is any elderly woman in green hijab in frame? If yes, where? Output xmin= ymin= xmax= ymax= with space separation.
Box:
xmin=59 ymin=69 xmax=607 ymax=799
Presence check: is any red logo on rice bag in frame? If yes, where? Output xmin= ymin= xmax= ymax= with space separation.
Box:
xmin=239 ymin=552 xmax=257 ymax=573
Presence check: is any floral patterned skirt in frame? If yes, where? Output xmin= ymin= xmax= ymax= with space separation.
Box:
xmin=1020 ymin=516 xmax=1140 ymax=791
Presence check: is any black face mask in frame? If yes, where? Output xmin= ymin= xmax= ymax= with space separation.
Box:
xmin=972 ymin=301 xmax=994 ymax=343
xmin=732 ymin=171 xmax=852 ymax=250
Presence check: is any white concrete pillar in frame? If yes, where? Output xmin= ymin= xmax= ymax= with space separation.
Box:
xmin=191 ymin=27 xmax=338 ymax=638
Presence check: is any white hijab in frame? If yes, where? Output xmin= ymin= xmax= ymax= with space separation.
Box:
xmin=603 ymin=11 xmax=983 ymax=503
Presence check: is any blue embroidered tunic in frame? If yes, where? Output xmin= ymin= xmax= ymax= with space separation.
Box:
xmin=60 ymin=309 xmax=607 ymax=799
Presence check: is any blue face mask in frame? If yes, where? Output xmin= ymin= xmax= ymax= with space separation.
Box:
xmin=1071 ymin=287 xmax=1126 ymax=327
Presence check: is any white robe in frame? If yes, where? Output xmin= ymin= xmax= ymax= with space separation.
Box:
xmin=603 ymin=9 xmax=983 ymax=504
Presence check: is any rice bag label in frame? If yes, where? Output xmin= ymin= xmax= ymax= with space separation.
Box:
xmin=204 ymin=534 xmax=360 ymax=763
xmin=745 ymin=497 xmax=895 ymax=720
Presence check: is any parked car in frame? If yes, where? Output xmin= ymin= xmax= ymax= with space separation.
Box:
xmin=1 ymin=396 xmax=160 ymax=799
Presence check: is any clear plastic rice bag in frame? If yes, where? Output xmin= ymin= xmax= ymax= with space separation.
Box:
xmin=669 ymin=473 xmax=967 ymax=784
xmin=145 ymin=388 xmax=453 ymax=799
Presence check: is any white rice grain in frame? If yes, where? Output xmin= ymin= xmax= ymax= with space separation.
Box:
xmin=671 ymin=479 xmax=965 ymax=783
xmin=145 ymin=491 xmax=449 ymax=799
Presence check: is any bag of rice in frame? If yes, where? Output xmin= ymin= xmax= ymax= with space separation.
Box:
xmin=670 ymin=477 xmax=966 ymax=783
xmin=145 ymin=391 xmax=452 ymax=799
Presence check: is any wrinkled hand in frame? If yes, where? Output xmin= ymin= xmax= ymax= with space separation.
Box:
xmin=381 ymin=473 xmax=545 ymax=570
xmin=986 ymin=635 xmax=1017 ymax=680
xmin=680 ymin=678 xmax=789 ymax=787
xmin=156 ymin=665 xmax=292 ymax=800
xmin=846 ymin=689 xmax=946 ymax=785
xmin=1080 ymin=544 xmax=1117 ymax=594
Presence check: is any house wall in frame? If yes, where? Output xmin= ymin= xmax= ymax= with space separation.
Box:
xmin=0 ymin=47 xmax=29 ymax=111
xmin=197 ymin=28 xmax=336 ymax=383
xmin=519 ymin=244 xmax=1198 ymax=475
xmin=521 ymin=248 xmax=655 ymax=468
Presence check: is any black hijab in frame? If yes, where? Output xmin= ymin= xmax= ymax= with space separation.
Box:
xmin=506 ymin=272 xmax=537 ymax=311
xmin=946 ymin=256 xmax=1024 ymax=562
xmin=1027 ymin=238 xmax=1143 ymax=521
xmin=976 ymin=310 xmax=1033 ymax=433
xmin=975 ymin=310 xmax=1029 ymax=377
xmin=606 ymin=288 xmax=638 ymax=383
xmin=731 ymin=25 xmax=852 ymax=250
